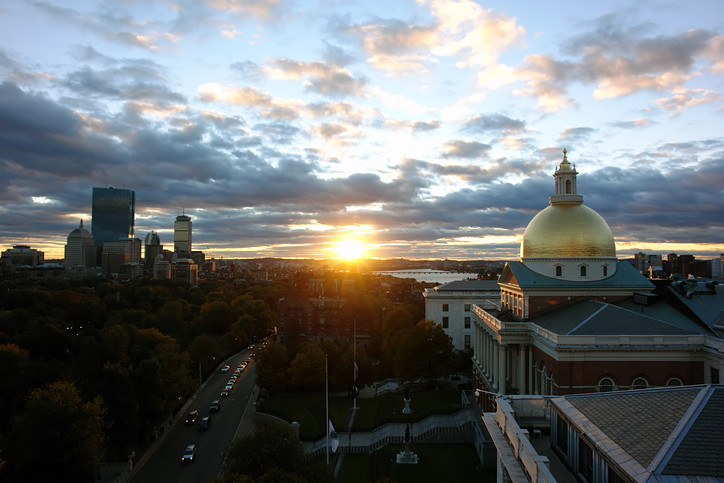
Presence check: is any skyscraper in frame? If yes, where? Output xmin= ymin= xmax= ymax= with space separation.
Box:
xmin=174 ymin=214 xmax=192 ymax=256
xmin=91 ymin=187 xmax=135 ymax=249
xmin=64 ymin=219 xmax=95 ymax=268
xmin=144 ymin=231 xmax=162 ymax=268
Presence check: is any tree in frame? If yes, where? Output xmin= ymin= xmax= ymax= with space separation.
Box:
xmin=256 ymin=341 xmax=289 ymax=394
xmin=221 ymin=418 xmax=332 ymax=482
xmin=394 ymin=320 xmax=454 ymax=383
xmin=287 ymin=342 xmax=325 ymax=390
xmin=8 ymin=381 xmax=105 ymax=482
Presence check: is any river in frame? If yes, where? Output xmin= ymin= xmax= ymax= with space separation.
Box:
xmin=372 ymin=268 xmax=479 ymax=285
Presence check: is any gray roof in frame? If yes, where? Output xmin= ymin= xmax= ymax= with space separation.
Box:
xmin=434 ymin=279 xmax=500 ymax=291
xmin=665 ymin=279 xmax=724 ymax=335
xmin=555 ymin=385 xmax=724 ymax=480
xmin=504 ymin=260 xmax=654 ymax=291
xmin=530 ymin=299 xmax=698 ymax=336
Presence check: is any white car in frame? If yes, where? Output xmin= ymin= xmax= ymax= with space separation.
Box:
xmin=220 ymin=365 xmax=230 ymax=373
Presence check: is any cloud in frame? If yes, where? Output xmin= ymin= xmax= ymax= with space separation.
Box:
xmin=263 ymin=59 xmax=367 ymax=98
xmin=441 ymin=140 xmax=490 ymax=159
xmin=512 ymin=13 xmax=721 ymax=112
xmin=461 ymin=114 xmax=525 ymax=133
xmin=206 ymin=0 xmax=286 ymax=22
xmin=557 ymin=127 xmax=596 ymax=145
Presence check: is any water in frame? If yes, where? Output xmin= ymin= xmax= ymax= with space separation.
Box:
xmin=372 ymin=268 xmax=479 ymax=285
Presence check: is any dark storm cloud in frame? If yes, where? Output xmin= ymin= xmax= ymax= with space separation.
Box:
xmin=462 ymin=114 xmax=526 ymax=133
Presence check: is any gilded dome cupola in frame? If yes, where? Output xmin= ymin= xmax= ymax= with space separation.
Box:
xmin=520 ymin=149 xmax=617 ymax=280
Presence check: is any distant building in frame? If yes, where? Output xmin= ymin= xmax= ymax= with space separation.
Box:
xmin=174 ymin=214 xmax=192 ymax=256
xmin=144 ymin=231 xmax=162 ymax=268
xmin=64 ymin=220 xmax=96 ymax=269
xmin=713 ymin=254 xmax=724 ymax=278
xmin=1 ymin=245 xmax=44 ymax=270
xmin=172 ymin=258 xmax=198 ymax=285
xmin=424 ymin=279 xmax=499 ymax=350
xmin=91 ymin=187 xmax=135 ymax=251
xmin=101 ymin=238 xmax=140 ymax=275
xmin=153 ymin=256 xmax=171 ymax=280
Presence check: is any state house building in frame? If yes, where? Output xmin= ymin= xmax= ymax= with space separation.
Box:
xmin=472 ymin=150 xmax=724 ymax=410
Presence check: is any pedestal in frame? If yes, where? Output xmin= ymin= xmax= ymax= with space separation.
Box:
xmin=402 ymin=397 xmax=412 ymax=414
xmin=396 ymin=446 xmax=419 ymax=465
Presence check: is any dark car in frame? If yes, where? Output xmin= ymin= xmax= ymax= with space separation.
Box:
xmin=181 ymin=444 xmax=196 ymax=463
xmin=185 ymin=410 xmax=199 ymax=425
xmin=220 ymin=389 xmax=230 ymax=397
xmin=198 ymin=416 xmax=210 ymax=431
xmin=209 ymin=400 xmax=220 ymax=412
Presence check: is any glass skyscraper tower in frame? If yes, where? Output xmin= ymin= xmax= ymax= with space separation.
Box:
xmin=91 ymin=187 xmax=135 ymax=249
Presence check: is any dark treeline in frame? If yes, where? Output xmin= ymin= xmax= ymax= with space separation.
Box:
xmin=0 ymin=277 xmax=283 ymax=481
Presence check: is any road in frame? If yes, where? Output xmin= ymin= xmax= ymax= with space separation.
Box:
xmin=130 ymin=350 xmax=257 ymax=483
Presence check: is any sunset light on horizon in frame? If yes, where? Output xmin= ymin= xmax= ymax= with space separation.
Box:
xmin=0 ymin=0 xmax=722 ymax=262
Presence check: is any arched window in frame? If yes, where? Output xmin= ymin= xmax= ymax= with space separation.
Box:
xmin=632 ymin=377 xmax=648 ymax=390
xmin=555 ymin=266 xmax=562 ymax=277
xmin=602 ymin=265 xmax=608 ymax=277
xmin=565 ymin=179 xmax=572 ymax=194
xmin=666 ymin=377 xmax=683 ymax=386
xmin=580 ymin=265 xmax=587 ymax=276
xmin=598 ymin=377 xmax=615 ymax=392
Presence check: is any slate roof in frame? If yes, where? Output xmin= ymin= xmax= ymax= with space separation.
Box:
xmin=555 ymin=385 xmax=724 ymax=480
xmin=503 ymin=260 xmax=654 ymax=291
xmin=664 ymin=279 xmax=724 ymax=337
xmin=530 ymin=299 xmax=698 ymax=336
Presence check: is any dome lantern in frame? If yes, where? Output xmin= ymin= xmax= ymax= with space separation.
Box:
xmin=551 ymin=148 xmax=583 ymax=205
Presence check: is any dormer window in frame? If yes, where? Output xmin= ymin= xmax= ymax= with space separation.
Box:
xmin=555 ymin=266 xmax=562 ymax=277
xmin=580 ymin=265 xmax=587 ymax=276
xmin=602 ymin=265 xmax=608 ymax=277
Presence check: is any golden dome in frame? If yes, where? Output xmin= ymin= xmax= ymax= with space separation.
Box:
xmin=521 ymin=204 xmax=616 ymax=258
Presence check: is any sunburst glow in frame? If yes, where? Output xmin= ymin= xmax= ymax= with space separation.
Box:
xmin=334 ymin=238 xmax=366 ymax=260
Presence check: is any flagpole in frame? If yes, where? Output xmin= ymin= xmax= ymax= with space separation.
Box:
xmin=353 ymin=317 xmax=357 ymax=410
xmin=326 ymin=353 xmax=329 ymax=465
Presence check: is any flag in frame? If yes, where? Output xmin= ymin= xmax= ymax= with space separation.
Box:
xmin=329 ymin=419 xmax=339 ymax=453
xmin=353 ymin=360 xmax=359 ymax=381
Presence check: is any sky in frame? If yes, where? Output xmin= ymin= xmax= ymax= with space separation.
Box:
xmin=0 ymin=0 xmax=723 ymax=261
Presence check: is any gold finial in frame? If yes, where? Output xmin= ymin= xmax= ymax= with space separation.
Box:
xmin=562 ymin=148 xmax=567 ymax=161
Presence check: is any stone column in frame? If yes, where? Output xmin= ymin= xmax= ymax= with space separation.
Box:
xmin=518 ymin=344 xmax=526 ymax=395
xmin=498 ymin=344 xmax=507 ymax=395
xmin=528 ymin=345 xmax=533 ymax=394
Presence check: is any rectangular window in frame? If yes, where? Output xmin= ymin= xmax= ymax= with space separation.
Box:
xmin=464 ymin=303 xmax=471 ymax=312
xmin=555 ymin=415 xmax=568 ymax=455
xmin=442 ymin=317 xmax=449 ymax=328
xmin=464 ymin=317 xmax=471 ymax=328
xmin=442 ymin=304 xmax=449 ymax=312
xmin=578 ymin=439 xmax=593 ymax=481
xmin=464 ymin=334 xmax=471 ymax=349
xmin=712 ymin=367 xmax=720 ymax=384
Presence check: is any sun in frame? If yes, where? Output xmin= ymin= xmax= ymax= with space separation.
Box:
xmin=334 ymin=238 xmax=366 ymax=260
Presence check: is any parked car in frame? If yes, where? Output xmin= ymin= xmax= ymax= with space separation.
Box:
xmin=185 ymin=410 xmax=199 ymax=425
xmin=181 ymin=444 xmax=196 ymax=463
xmin=198 ymin=417 xmax=211 ymax=431
xmin=220 ymin=389 xmax=230 ymax=397
xmin=209 ymin=400 xmax=220 ymax=412
xmin=220 ymin=364 xmax=230 ymax=373
xmin=224 ymin=384 xmax=233 ymax=392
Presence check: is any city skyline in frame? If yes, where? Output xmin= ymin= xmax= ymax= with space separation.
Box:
xmin=0 ymin=0 xmax=722 ymax=261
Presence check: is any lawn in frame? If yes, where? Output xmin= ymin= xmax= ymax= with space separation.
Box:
xmin=338 ymin=444 xmax=495 ymax=482
xmin=257 ymin=389 xmax=464 ymax=440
